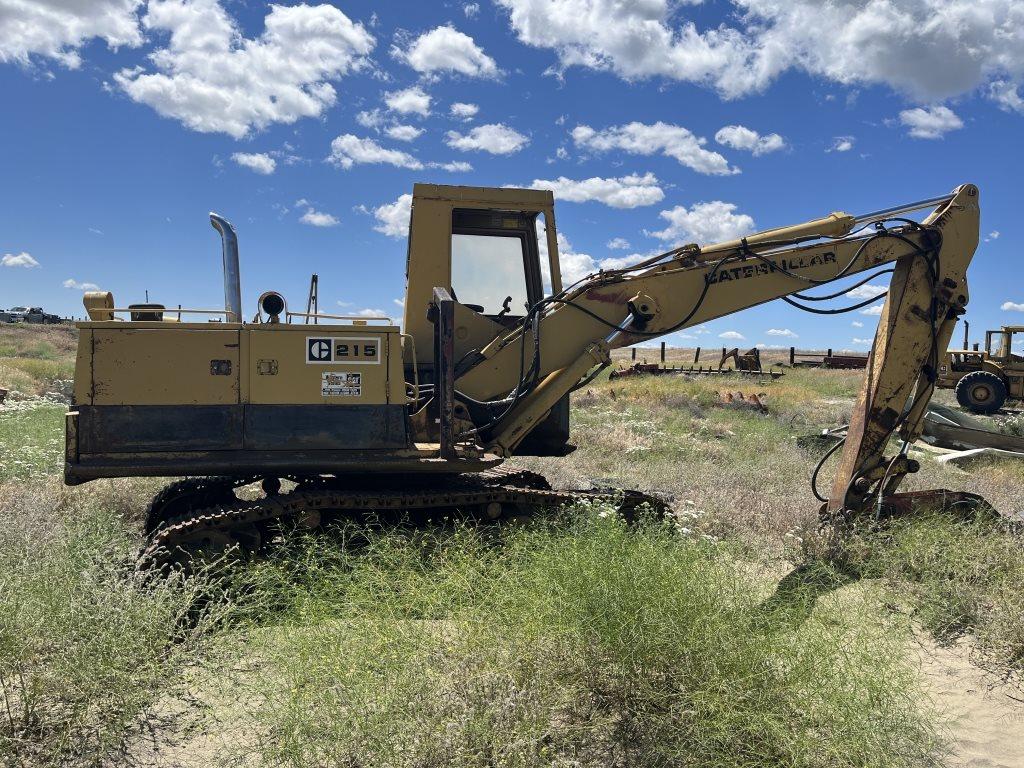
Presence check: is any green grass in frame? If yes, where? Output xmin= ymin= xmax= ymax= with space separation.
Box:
xmin=0 ymin=357 xmax=74 ymax=386
xmin=0 ymin=324 xmax=77 ymax=396
xmin=212 ymin=513 xmax=940 ymax=768
xmin=0 ymin=403 xmax=65 ymax=482
xmin=847 ymin=513 xmax=1024 ymax=669
xmin=0 ymin=482 xmax=228 ymax=767
xmin=0 ymin=338 xmax=1021 ymax=765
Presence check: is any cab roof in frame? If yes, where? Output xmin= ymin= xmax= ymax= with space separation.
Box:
xmin=412 ymin=183 xmax=553 ymax=208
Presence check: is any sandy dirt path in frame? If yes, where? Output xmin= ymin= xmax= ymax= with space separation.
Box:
xmin=917 ymin=638 xmax=1024 ymax=768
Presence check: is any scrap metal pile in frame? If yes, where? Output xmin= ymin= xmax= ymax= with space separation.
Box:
xmin=610 ymin=346 xmax=784 ymax=381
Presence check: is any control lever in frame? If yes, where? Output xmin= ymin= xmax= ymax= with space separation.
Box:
xmin=497 ymin=295 xmax=513 ymax=318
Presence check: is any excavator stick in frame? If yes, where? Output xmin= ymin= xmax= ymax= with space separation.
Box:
xmin=827 ymin=184 xmax=980 ymax=518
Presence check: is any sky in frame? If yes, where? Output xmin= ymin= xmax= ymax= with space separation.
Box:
xmin=0 ymin=0 xmax=1020 ymax=352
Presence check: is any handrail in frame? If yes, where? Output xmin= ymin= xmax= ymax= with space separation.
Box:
xmin=105 ymin=307 xmax=231 ymax=315
xmin=402 ymin=332 xmax=419 ymax=403
xmin=286 ymin=311 xmax=395 ymax=324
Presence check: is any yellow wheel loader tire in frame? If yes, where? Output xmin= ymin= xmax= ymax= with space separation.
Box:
xmin=955 ymin=371 xmax=1007 ymax=414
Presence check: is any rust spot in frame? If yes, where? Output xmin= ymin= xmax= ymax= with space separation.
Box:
xmin=583 ymin=287 xmax=628 ymax=304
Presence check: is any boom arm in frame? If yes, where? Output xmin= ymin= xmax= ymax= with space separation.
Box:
xmin=450 ymin=184 xmax=980 ymax=514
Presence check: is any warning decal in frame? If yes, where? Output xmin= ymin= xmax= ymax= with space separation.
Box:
xmin=321 ymin=371 xmax=361 ymax=397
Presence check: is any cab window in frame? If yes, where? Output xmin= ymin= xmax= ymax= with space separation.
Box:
xmin=449 ymin=208 xmax=543 ymax=320
xmin=451 ymin=233 xmax=529 ymax=316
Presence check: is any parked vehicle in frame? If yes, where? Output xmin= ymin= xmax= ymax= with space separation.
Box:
xmin=24 ymin=307 xmax=62 ymax=324
xmin=937 ymin=325 xmax=1024 ymax=413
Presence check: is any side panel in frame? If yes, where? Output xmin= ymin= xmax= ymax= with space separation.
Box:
xmin=247 ymin=325 xmax=396 ymax=405
xmin=78 ymin=405 xmax=243 ymax=452
xmin=91 ymin=327 xmax=240 ymax=405
xmin=244 ymin=324 xmax=409 ymax=450
xmin=243 ymin=405 xmax=408 ymax=450
xmin=73 ymin=328 xmax=93 ymax=405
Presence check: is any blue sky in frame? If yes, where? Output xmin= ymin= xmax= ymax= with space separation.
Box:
xmin=0 ymin=0 xmax=1020 ymax=351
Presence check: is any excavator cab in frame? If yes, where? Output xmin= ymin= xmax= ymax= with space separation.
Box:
xmin=402 ymin=184 xmax=561 ymax=370
xmin=401 ymin=185 xmax=573 ymax=455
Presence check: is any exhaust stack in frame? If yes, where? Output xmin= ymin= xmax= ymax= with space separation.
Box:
xmin=209 ymin=213 xmax=242 ymax=323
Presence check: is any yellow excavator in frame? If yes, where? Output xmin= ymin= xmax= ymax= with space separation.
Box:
xmin=64 ymin=183 xmax=982 ymax=561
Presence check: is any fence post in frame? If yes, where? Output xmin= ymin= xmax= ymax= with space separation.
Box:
xmin=631 ymin=347 xmax=636 ymax=361
xmin=789 ymin=346 xmax=795 ymax=365
xmin=694 ymin=347 xmax=701 ymax=363
xmin=660 ymin=342 xmax=666 ymax=363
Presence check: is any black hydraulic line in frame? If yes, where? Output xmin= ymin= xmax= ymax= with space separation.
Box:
xmin=782 ymin=292 xmax=890 ymax=315
xmin=793 ymin=268 xmax=894 ymax=301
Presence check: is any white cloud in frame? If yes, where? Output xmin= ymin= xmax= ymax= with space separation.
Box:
xmin=356 ymin=108 xmax=385 ymax=129
xmin=430 ymin=160 xmax=473 ymax=172
xmin=496 ymin=0 xmax=1024 ymax=103
xmin=1001 ymin=301 xmax=1024 ymax=312
xmin=0 ymin=0 xmax=143 ymax=69
xmin=536 ymin=228 xmax=635 ymax=286
xmin=384 ymin=85 xmax=432 ymax=116
xmin=719 ymin=331 xmax=745 ymax=340
xmin=356 ymin=308 xmax=389 ymax=318
xmin=899 ymin=105 xmax=964 ymax=139
xmin=385 ymin=124 xmax=425 ymax=142
xmin=231 ymin=152 xmax=276 ymax=175
xmin=464 ymin=3 xmax=480 ymax=18
xmin=765 ymin=328 xmax=797 ymax=338
xmin=607 ymin=237 xmax=630 ymax=250
xmin=852 ymin=338 xmax=873 ymax=345
xmin=714 ymin=125 xmax=784 ymax=156
xmin=647 ymin=201 xmax=755 ymax=245
xmin=596 ymin=255 xmax=645 ymax=270
xmin=63 ymin=278 xmax=101 ymax=291
xmin=447 ymin=123 xmax=529 ymax=154
xmin=450 ymin=101 xmax=480 ymax=120
xmin=396 ymin=25 xmax=498 ymax=78
xmin=572 ymin=122 xmax=737 ymax=175
xmin=2 ymin=252 xmax=39 ymax=268
xmin=852 ymin=320 xmax=864 ymax=328
xmin=373 ymin=193 xmax=413 ymax=238
xmin=986 ymin=230 xmax=1001 ymax=242
xmin=860 ymin=304 xmax=885 ymax=316
xmin=327 ymin=135 xmax=423 ymax=170
xmin=990 ymin=80 xmax=1024 ymax=113
xmin=527 ymin=173 xmax=663 ymax=209
xmin=115 ymin=2 xmax=374 ymax=139
xmin=846 ymin=284 xmax=888 ymax=300
xmin=299 ymin=208 xmax=339 ymax=227
xmin=829 ymin=136 xmax=855 ymax=153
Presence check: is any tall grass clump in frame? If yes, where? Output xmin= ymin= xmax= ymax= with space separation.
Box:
xmin=223 ymin=509 xmax=940 ymax=768
xmin=0 ymin=483 xmax=224 ymax=766
xmin=847 ymin=512 xmax=1024 ymax=668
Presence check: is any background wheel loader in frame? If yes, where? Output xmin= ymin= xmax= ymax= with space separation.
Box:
xmin=937 ymin=325 xmax=1024 ymax=413
xmin=63 ymin=183 xmax=983 ymax=563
